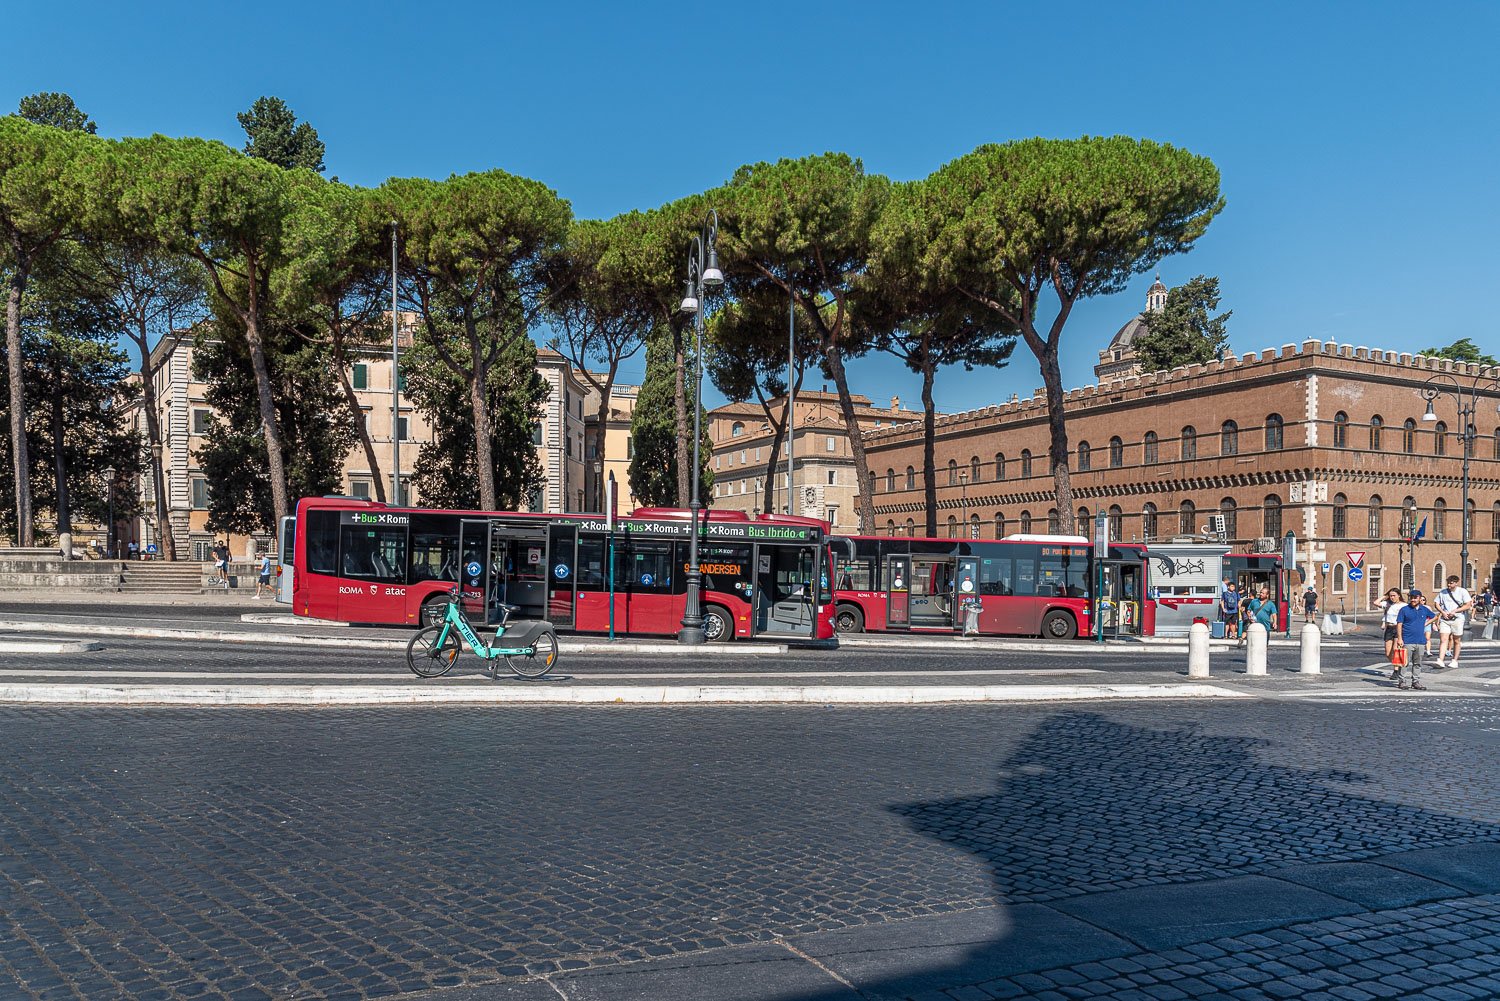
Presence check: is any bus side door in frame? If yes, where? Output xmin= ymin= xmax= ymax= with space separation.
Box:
xmin=886 ymin=556 xmax=912 ymax=629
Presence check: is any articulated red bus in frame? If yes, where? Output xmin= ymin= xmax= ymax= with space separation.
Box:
xmin=285 ymin=497 xmax=837 ymax=643
xmin=829 ymin=534 xmax=1153 ymax=640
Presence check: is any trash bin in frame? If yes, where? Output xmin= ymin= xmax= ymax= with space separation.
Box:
xmin=962 ymin=600 xmax=981 ymax=636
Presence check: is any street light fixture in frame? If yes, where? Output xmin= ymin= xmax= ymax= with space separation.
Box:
xmin=676 ymin=209 xmax=720 ymax=645
xmin=1418 ymin=368 xmax=1500 ymax=589
xmin=958 ymin=469 xmax=970 ymax=539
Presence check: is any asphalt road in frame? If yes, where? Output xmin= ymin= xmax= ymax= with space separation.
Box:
xmin=3 ymin=699 xmax=1500 ymax=1000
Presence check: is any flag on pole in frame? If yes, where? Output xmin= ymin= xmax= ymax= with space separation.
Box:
xmin=1412 ymin=517 xmax=1427 ymax=543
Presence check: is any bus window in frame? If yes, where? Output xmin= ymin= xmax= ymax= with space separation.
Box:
xmin=1038 ymin=551 xmax=1088 ymax=597
xmin=306 ymin=511 xmax=339 ymax=576
xmin=696 ymin=544 xmax=752 ymax=597
xmin=340 ymin=523 xmax=408 ymax=583
xmin=629 ymin=540 xmax=674 ymax=594
xmin=978 ymin=557 xmax=1014 ymax=595
xmin=408 ymin=514 xmax=460 ymax=582
xmin=1013 ymin=554 xmax=1038 ymax=595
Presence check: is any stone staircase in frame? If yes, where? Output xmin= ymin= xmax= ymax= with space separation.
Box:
xmin=118 ymin=560 xmax=217 ymax=594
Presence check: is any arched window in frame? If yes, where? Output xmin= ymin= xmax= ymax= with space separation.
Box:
xmin=1433 ymin=562 xmax=1446 ymax=591
xmin=1179 ymin=499 xmax=1196 ymax=536
xmin=994 ymin=453 xmax=1006 ymax=480
xmin=886 ymin=519 xmax=895 ymax=536
xmin=1020 ymin=510 xmax=1032 ymax=534
xmin=1143 ymin=431 xmax=1159 ymax=464
xmin=1265 ymin=413 xmax=1283 ymax=450
xmin=1181 ymin=426 xmax=1197 ymax=460
xmin=970 ymin=456 xmax=982 ymax=482
xmin=1401 ymin=497 xmax=1418 ymax=538
xmin=1465 ymin=499 xmax=1475 ymax=541
xmin=1142 ymin=503 xmax=1158 ymax=541
xmin=1221 ymin=420 xmax=1239 ymax=456
xmin=1368 ymin=495 xmax=1382 ymax=539
xmin=1333 ymin=411 xmax=1348 ymax=448
xmin=1108 ymin=504 xmax=1123 ymax=540
xmin=905 ymin=518 xmax=915 ymax=537
xmin=948 ymin=459 xmax=959 ymax=485
xmin=1494 ymin=428 xmax=1500 ymax=460
xmin=886 ymin=468 xmax=896 ymax=493
xmin=947 ymin=515 xmax=958 ymax=538
xmin=1370 ymin=415 xmax=1383 ymax=450
xmin=1334 ymin=562 xmax=1346 ymax=593
xmin=969 ymin=514 xmax=981 ymax=539
xmin=1020 ymin=449 xmax=1033 ymax=478
xmin=730 ymin=421 xmax=745 ymax=437
xmin=1109 ymin=436 xmax=1124 ymax=468
xmin=1434 ymin=421 xmax=1447 ymax=456
xmin=994 ymin=512 xmax=1005 ymax=538
xmin=1219 ymin=497 xmax=1237 ymax=538
xmin=905 ymin=466 xmax=915 ymax=491
xmin=1493 ymin=501 xmax=1500 ymax=540
xmin=1077 ymin=507 xmax=1091 ymax=532
xmin=1047 ymin=508 xmax=1060 ymax=534
xmin=1402 ymin=418 xmax=1416 ymax=453
xmin=1263 ymin=494 xmax=1283 ymax=537
xmin=1332 ymin=493 xmax=1348 ymax=538
xmin=1401 ymin=561 xmax=1414 ymax=591
xmin=1434 ymin=498 xmax=1447 ymax=540
xmin=1077 ymin=441 xmax=1091 ymax=471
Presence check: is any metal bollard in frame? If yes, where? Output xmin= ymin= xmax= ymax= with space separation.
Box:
xmin=1245 ymin=622 xmax=1268 ymax=676
xmin=1188 ymin=620 xmax=1211 ymax=678
xmin=1300 ymin=622 xmax=1321 ymax=674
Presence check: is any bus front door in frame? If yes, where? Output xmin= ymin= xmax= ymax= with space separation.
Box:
xmin=886 ymin=556 xmax=911 ymax=630
xmin=457 ymin=519 xmax=491 ymax=622
xmin=753 ymin=545 xmax=815 ymax=637
xmin=955 ymin=556 xmax=979 ymax=633
xmin=547 ymin=523 xmax=577 ymax=627
xmin=910 ymin=557 xmax=955 ymax=629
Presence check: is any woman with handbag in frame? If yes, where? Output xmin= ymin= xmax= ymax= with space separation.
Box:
xmin=1380 ymin=588 xmax=1404 ymax=681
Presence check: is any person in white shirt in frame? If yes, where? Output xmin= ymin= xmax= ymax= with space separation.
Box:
xmin=1381 ymin=588 xmax=1404 ymax=682
xmin=1434 ymin=574 xmax=1473 ymax=669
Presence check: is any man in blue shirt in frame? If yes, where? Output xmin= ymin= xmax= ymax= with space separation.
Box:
xmin=1395 ymin=589 xmax=1437 ymax=691
xmin=1220 ymin=580 xmax=1240 ymax=639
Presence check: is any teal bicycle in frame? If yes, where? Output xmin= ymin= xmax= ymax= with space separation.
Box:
xmin=405 ymin=588 xmax=560 ymax=679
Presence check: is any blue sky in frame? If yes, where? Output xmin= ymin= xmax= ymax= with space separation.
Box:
xmin=5 ymin=1 xmax=1496 ymax=412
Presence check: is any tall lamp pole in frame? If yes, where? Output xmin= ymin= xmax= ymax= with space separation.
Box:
xmin=391 ymin=220 xmax=401 ymax=505
xmin=1420 ymin=369 xmax=1500 ymax=590
xmin=103 ymin=466 xmax=115 ymax=559
xmin=959 ymin=470 xmax=970 ymax=538
xmin=676 ymin=210 xmax=722 ymax=644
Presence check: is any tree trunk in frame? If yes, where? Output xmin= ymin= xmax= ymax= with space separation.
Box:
xmin=921 ymin=360 xmax=937 ymax=538
xmin=240 ymin=259 xmax=292 ymax=528
xmin=672 ymin=325 xmax=690 ymax=508
xmin=50 ymin=378 xmax=69 ymax=535
xmin=822 ymin=345 xmax=877 ymax=533
xmin=7 ymin=265 xmax=33 ymax=546
xmin=470 ymin=337 xmax=497 ymax=512
xmin=586 ymin=371 xmax=615 ymax=514
xmin=133 ymin=323 xmax=176 ymax=562
xmin=1038 ymin=345 xmax=1075 ymax=534
xmin=330 ymin=326 xmax=386 ymax=503
xmin=760 ymin=405 xmax=785 ymax=515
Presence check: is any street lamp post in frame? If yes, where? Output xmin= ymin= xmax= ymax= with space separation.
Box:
xmin=676 ymin=210 xmax=722 ymax=645
xmin=959 ymin=470 xmax=970 ymax=538
xmin=103 ymin=466 xmax=115 ymax=560
xmin=1420 ymin=369 xmax=1500 ymax=590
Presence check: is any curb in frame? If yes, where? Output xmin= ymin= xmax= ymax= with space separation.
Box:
xmin=0 ymin=619 xmax=787 ymax=657
xmin=0 ymin=640 xmax=102 ymax=654
xmin=0 ymin=682 xmax=1252 ymax=706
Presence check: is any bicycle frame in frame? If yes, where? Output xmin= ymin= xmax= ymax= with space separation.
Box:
xmin=435 ymin=598 xmax=540 ymax=660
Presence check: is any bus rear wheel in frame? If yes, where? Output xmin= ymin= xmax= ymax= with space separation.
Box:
xmin=1041 ymin=610 xmax=1078 ymax=640
xmin=702 ymin=606 xmax=733 ymax=642
xmin=835 ymin=604 xmax=865 ymax=633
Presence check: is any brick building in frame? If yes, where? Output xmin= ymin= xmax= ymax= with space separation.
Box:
xmin=867 ymin=341 xmax=1500 ymax=610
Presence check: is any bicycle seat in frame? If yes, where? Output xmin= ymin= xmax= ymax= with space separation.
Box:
xmin=496 ymin=601 xmax=520 ymax=614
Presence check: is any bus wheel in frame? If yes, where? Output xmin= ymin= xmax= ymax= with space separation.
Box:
xmin=1041 ymin=610 xmax=1077 ymax=640
xmin=702 ymin=606 xmax=733 ymax=642
xmin=835 ymin=604 xmax=865 ymax=633
xmin=420 ymin=596 xmax=447 ymax=627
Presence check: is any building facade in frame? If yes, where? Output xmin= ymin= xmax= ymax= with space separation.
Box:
xmin=867 ymin=341 xmax=1500 ymax=610
xmin=707 ymin=391 xmax=922 ymax=532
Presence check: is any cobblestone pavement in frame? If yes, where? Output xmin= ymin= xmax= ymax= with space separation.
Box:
xmin=2 ymin=699 xmax=1499 ymax=999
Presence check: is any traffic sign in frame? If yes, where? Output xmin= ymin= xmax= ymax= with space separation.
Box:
xmin=1346 ymin=551 xmax=1365 ymax=568
xmin=1321 ymin=562 xmax=1331 ymax=573
xmin=1348 ymin=567 xmax=1365 ymax=582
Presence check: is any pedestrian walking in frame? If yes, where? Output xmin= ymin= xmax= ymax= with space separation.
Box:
xmin=1381 ymin=588 xmax=1404 ymax=680
xmin=1302 ymin=585 xmax=1318 ymax=624
xmin=1220 ymin=579 xmax=1241 ymax=640
xmin=1434 ymin=574 xmax=1473 ymax=670
xmin=212 ymin=541 xmax=230 ymax=591
xmin=254 ymin=551 xmax=273 ymax=599
xmin=1247 ymin=585 xmax=1276 ymax=633
xmin=1395 ymin=589 xmax=1437 ymax=691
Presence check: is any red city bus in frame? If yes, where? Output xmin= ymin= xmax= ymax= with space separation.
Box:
xmin=1225 ymin=552 xmax=1288 ymax=631
xmin=830 ymin=534 xmax=1153 ymax=640
xmin=288 ymin=497 xmax=836 ymax=643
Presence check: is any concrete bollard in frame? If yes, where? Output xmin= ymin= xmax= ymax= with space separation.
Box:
xmin=1300 ymin=622 xmax=1321 ymax=674
xmin=1245 ymin=622 xmax=1268 ymax=676
xmin=1188 ymin=620 xmax=1211 ymax=678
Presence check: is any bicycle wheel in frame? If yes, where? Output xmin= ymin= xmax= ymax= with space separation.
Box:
xmin=407 ymin=625 xmax=461 ymax=678
xmin=505 ymin=631 xmax=558 ymax=679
